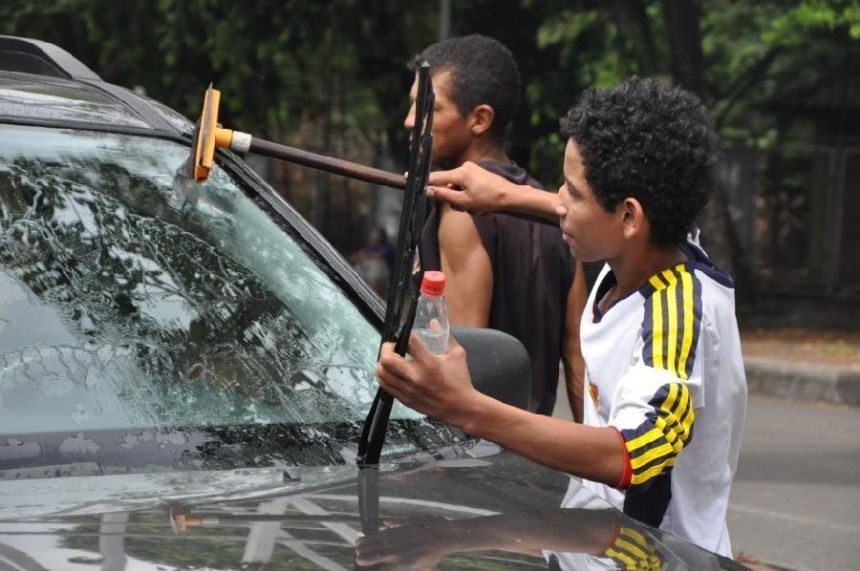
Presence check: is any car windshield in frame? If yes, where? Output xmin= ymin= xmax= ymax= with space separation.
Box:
xmin=0 ymin=125 xmax=426 ymax=452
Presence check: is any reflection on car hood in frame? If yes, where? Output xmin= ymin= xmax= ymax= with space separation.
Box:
xmin=0 ymin=450 xmax=745 ymax=570
xmin=0 ymin=463 xmax=356 ymax=520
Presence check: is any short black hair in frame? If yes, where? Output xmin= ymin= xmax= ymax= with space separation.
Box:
xmin=561 ymin=77 xmax=720 ymax=247
xmin=413 ymin=34 xmax=521 ymax=141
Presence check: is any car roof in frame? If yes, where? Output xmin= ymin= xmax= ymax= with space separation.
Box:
xmin=0 ymin=35 xmax=190 ymax=134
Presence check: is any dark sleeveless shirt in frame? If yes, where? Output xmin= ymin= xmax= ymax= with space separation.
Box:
xmin=420 ymin=161 xmax=576 ymax=415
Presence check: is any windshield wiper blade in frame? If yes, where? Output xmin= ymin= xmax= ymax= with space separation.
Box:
xmin=357 ymin=62 xmax=434 ymax=467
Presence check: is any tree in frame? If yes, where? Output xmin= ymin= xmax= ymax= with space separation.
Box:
xmin=4 ymin=0 xmax=858 ymax=295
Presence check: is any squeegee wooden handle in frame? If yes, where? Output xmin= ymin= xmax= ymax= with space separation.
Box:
xmin=248 ymin=138 xmax=555 ymax=226
xmin=249 ymin=139 xmax=406 ymax=190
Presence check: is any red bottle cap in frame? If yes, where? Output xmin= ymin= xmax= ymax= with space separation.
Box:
xmin=420 ymin=271 xmax=445 ymax=296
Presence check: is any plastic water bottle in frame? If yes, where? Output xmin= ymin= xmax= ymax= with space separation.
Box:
xmin=413 ymin=271 xmax=449 ymax=355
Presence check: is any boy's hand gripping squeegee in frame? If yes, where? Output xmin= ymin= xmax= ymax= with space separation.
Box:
xmin=188 ymin=84 xmax=406 ymax=190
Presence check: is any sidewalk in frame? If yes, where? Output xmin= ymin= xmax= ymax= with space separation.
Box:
xmin=741 ymin=329 xmax=860 ymax=408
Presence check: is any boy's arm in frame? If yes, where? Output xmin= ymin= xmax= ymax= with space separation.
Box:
xmin=355 ymin=508 xmax=623 ymax=566
xmin=428 ymin=162 xmax=559 ymax=221
xmin=462 ymin=388 xmax=625 ymax=484
xmin=377 ymin=335 xmax=626 ymax=487
xmin=562 ymin=260 xmax=588 ymax=423
xmin=437 ymin=205 xmax=492 ymax=327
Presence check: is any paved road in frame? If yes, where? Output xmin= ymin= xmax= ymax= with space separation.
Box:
xmin=726 ymin=396 xmax=860 ymax=571
xmin=553 ymin=390 xmax=860 ymax=570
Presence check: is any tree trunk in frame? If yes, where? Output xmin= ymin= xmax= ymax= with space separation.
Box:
xmin=313 ymin=30 xmax=333 ymax=233
xmin=660 ymin=0 xmax=753 ymax=301
xmin=609 ymin=0 xmax=659 ymax=74
xmin=660 ymin=0 xmax=704 ymax=96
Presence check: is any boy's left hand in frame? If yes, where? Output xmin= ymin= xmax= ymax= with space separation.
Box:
xmin=376 ymin=333 xmax=478 ymax=427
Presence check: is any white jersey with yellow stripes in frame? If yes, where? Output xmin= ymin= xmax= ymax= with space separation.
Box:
xmin=578 ymin=241 xmax=747 ymax=557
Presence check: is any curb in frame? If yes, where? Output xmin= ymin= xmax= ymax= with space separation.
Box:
xmin=744 ymin=357 xmax=860 ymax=408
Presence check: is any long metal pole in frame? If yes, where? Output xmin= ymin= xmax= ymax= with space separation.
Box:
xmin=248 ymin=137 xmax=553 ymax=226
xmin=249 ymin=138 xmax=406 ymax=190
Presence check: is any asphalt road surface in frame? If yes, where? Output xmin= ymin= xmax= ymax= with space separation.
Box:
xmin=553 ymin=389 xmax=860 ymax=570
xmin=726 ymin=396 xmax=860 ymax=571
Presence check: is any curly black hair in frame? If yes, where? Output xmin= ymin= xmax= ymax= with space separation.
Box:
xmin=560 ymin=77 xmax=720 ymax=247
xmin=413 ymin=34 xmax=521 ymax=142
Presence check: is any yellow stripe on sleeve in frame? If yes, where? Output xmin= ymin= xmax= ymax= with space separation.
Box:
xmin=626 ymin=426 xmax=665 ymax=452
xmin=680 ymin=390 xmax=695 ymax=439
xmin=678 ymin=267 xmax=695 ymax=380
xmin=652 ymin=288 xmax=664 ymax=370
xmin=627 ymin=383 xmax=681 ymax=454
xmin=619 ymin=528 xmax=653 ymax=551
xmin=662 ymin=387 xmax=693 ymax=452
xmin=654 ymin=416 xmax=679 ymax=447
xmin=631 ymin=457 xmax=676 ymax=485
xmin=661 ymin=382 xmax=679 ymax=417
xmin=630 ymin=441 xmax=675 ymax=470
xmin=614 ymin=538 xmax=650 ymax=560
xmin=607 ymin=529 xmax=661 ymax=571
xmin=661 ymin=270 xmax=679 ymax=377
xmin=605 ymin=548 xmax=637 ymax=568
xmin=649 ymin=275 xmax=666 ymax=290
xmin=625 ymin=383 xmax=695 ymax=485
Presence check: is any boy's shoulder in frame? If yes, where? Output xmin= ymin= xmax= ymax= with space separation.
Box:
xmin=633 ymin=243 xmax=737 ymax=360
xmin=637 ymin=243 xmax=735 ymax=307
xmin=679 ymin=242 xmax=734 ymax=290
xmin=477 ymin=160 xmax=544 ymax=190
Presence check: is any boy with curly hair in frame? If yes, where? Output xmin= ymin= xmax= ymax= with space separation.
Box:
xmin=377 ymin=76 xmax=748 ymax=557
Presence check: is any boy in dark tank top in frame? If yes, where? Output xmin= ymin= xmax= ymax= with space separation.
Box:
xmin=404 ymin=34 xmax=587 ymax=418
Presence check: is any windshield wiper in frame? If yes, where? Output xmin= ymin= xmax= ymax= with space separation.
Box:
xmin=356 ymin=63 xmax=434 ymax=467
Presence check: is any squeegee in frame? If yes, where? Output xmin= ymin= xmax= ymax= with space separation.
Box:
xmin=184 ymin=84 xmax=549 ymax=226
xmin=186 ymin=84 xmax=406 ymax=190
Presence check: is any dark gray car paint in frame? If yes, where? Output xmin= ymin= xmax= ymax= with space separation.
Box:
xmin=0 ymin=450 xmax=745 ymax=570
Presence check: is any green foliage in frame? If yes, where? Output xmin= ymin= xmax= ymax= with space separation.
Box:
xmin=536 ymin=8 xmax=648 ymax=88
xmin=3 ymin=0 xmax=855 ymax=172
xmin=0 ymin=0 xmax=437 ymax=154
xmin=764 ymin=0 xmax=860 ymax=44
xmin=2 ymin=0 xmax=856 ymax=271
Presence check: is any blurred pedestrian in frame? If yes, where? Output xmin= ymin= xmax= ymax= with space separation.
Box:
xmin=351 ymin=227 xmax=394 ymax=297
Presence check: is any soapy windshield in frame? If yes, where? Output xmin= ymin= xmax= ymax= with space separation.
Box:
xmin=0 ymin=125 xmax=421 ymax=437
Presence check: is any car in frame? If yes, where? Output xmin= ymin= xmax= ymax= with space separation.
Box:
xmin=0 ymin=36 xmax=747 ymax=570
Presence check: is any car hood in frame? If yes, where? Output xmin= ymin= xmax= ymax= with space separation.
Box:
xmin=0 ymin=448 xmax=745 ymax=570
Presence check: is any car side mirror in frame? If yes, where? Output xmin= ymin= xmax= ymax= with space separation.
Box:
xmin=450 ymin=327 xmax=531 ymax=411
